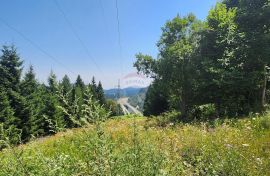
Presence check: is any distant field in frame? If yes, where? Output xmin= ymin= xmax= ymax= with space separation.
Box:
xmin=0 ymin=115 xmax=270 ymax=175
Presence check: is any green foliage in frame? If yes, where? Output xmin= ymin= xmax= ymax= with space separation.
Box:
xmin=191 ymin=104 xmax=217 ymax=121
xmin=96 ymin=81 xmax=106 ymax=106
xmin=153 ymin=111 xmax=180 ymax=127
xmin=105 ymin=99 xmax=123 ymax=116
xmin=128 ymin=87 xmax=147 ymax=112
xmin=0 ymin=91 xmax=20 ymax=147
xmin=0 ymin=45 xmax=23 ymax=91
xmin=57 ymin=85 xmax=110 ymax=127
xmin=135 ymin=1 xmax=270 ymax=118
xmin=0 ymin=113 xmax=270 ymax=175
xmin=143 ymin=80 xmax=169 ymax=116
xmin=260 ymin=115 xmax=270 ymax=130
xmin=60 ymin=75 xmax=72 ymax=95
xmin=0 ymin=45 xmax=109 ymax=147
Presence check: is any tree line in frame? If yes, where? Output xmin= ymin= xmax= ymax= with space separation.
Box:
xmin=135 ymin=0 xmax=270 ymax=119
xmin=0 ymin=45 xmax=115 ymax=146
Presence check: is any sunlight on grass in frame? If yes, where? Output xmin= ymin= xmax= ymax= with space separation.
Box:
xmin=0 ymin=114 xmax=270 ymax=175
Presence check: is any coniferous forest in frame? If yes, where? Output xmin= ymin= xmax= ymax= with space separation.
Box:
xmin=0 ymin=45 xmax=111 ymax=146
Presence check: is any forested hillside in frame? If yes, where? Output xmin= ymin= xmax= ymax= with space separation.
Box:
xmin=135 ymin=0 xmax=270 ymax=118
xmin=0 ymin=45 xmax=114 ymax=147
xmin=128 ymin=87 xmax=148 ymax=112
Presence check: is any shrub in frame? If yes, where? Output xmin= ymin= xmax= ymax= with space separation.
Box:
xmin=259 ymin=114 xmax=270 ymax=130
xmin=153 ymin=111 xmax=180 ymax=127
xmin=190 ymin=104 xmax=216 ymax=121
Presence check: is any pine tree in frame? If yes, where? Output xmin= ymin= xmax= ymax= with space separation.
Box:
xmin=73 ymin=75 xmax=85 ymax=103
xmin=60 ymin=75 xmax=72 ymax=95
xmin=91 ymin=76 xmax=97 ymax=99
xmin=20 ymin=65 xmax=47 ymax=137
xmin=96 ymin=81 xmax=106 ymax=105
xmin=71 ymin=75 xmax=85 ymax=124
xmin=21 ymin=65 xmax=38 ymax=96
xmin=0 ymin=89 xmax=20 ymax=145
xmin=0 ymin=45 xmax=30 ymax=141
xmin=48 ymin=71 xmax=58 ymax=93
xmin=45 ymin=72 xmax=65 ymax=133
xmin=0 ymin=45 xmax=23 ymax=91
xmin=75 ymin=75 xmax=85 ymax=89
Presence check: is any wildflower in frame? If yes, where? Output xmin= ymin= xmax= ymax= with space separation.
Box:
xmin=225 ymin=144 xmax=232 ymax=149
xmin=242 ymin=144 xmax=249 ymax=147
xmin=256 ymin=158 xmax=263 ymax=165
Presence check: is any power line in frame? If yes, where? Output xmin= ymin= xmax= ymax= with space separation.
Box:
xmin=53 ymin=0 xmax=106 ymax=79
xmin=0 ymin=17 xmax=77 ymax=76
xmin=115 ymin=0 xmax=124 ymax=77
xmin=98 ymin=0 xmax=111 ymax=43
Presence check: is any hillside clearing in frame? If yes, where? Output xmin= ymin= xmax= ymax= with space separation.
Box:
xmin=0 ymin=115 xmax=270 ymax=175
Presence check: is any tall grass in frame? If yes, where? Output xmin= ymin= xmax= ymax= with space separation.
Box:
xmin=0 ymin=113 xmax=270 ymax=175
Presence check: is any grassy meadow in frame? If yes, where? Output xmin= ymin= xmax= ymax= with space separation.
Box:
xmin=0 ymin=114 xmax=270 ymax=175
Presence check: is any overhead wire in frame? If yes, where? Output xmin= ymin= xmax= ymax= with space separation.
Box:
xmin=98 ymin=0 xmax=120 ymax=88
xmin=0 ymin=17 xmax=77 ymax=76
xmin=53 ymin=0 xmax=109 ymax=82
xmin=115 ymin=0 xmax=124 ymax=78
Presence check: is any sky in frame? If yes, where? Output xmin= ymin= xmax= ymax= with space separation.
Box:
xmin=0 ymin=0 xmax=218 ymax=89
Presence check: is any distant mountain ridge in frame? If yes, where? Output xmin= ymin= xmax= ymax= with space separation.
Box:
xmin=105 ymin=87 xmax=148 ymax=99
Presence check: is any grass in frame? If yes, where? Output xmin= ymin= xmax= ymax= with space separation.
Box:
xmin=0 ymin=114 xmax=270 ymax=175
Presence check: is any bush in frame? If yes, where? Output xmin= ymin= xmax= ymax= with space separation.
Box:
xmin=153 ymin=111 xmax=180 ymax=127
xmin=191 ymin=104 xmax=216 ymax=121
xmin=259 ymin=114 xmax=270 ymax=130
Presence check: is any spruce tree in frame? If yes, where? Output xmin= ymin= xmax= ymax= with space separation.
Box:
xmin=61 ymin=75 xmax=72 ymax=95
xmin=0 ymin=45 xmax=30 ymax=141
xmin=75 ymin=75 xmax=85 ymax=89
xmin=0 ymin=89 xmax=20 ymax=145
xmin=96 ymin=81 xmax=106 ymax=105
xmin=48 ymin=71 xmax=58 ymax=93
xmin=45 ymin=72 xmax=65 ymax=133
xmin=73 ymin=75 xmax=85 ymax=101
xmin=21 ymin=65 xmax=47 ymax=137
xmin=21 ymin=65 xmax=38 ymax=96
xmin=0 ymin=45 xmax=23 ymax=91
xmin=71 ymin=75 xmax=85 ymax=124
xmin=91 ymin=76 xmax=97 ymax=99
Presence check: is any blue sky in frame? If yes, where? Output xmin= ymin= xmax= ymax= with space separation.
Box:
xmin=0 ymin=0 xmax=217 ymax=89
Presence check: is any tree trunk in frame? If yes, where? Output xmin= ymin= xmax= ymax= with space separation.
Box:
xmin=180 ymin=58 xmax=188 ymax=119
xmin=181 ymin=93 xmax=187 ymax=118
xmin=261 ymin=65 xmax=267 ymax=109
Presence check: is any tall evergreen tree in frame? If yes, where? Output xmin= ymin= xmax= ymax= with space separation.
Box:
xmin=48 ymin=71 xmax=58 ymax=93
xmin=0 ymin=89 xmax=20 ymax=145
xmin=0 ymin=45 xmax=23 ymax=91
xmin=45 ymin=72 xmax=64 ymax=132
xmin=96 ymin=81 xmax=106 ymax=105
xmin=0 ymin=45 xmax=30 ymax=141
xmin=20 ymin=65 xmax=47 ymax=137
xmin=72 ymin=75 xmax=85 ymax=123
xmin=75 ymin=75 xmax=85 ymax=89
xmin=91 ymin=76 xmax=97 ymax=99
xmin=21 ymin=65 xmax=38 ymax=96
xmin=60 ymin=75 xmax=72 ymax=95
xmin=143 ymin=80 xmax=169 ymax=116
